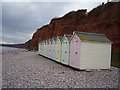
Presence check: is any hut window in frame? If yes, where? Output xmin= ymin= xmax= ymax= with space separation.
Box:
xmin=75 ymin=52 xmax=77 ymax=54
xmin=58 ymin=51 xmax=59 ymax=52
xmin=76 ymin=41 xmax=78 ymax=42
xmin=65 ymin=51 xmax=67 ymax=53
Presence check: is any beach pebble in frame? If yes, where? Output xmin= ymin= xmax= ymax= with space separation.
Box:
xmin=2 ymin=49 xmax=119 ymax=88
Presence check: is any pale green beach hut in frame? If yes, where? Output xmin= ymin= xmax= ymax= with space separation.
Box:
xmin=61 ymin=34 xmax=72 ymax=65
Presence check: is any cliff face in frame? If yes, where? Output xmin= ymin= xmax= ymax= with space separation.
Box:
xmin=30 ymin=2 xmax=120 ymax=49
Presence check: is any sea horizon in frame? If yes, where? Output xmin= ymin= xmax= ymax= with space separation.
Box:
xmin=0 ymin=46 xmax=19 ymax=51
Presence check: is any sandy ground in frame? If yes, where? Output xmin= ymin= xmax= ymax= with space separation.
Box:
xmin=2 ymin=49 xmax=119 ymax=88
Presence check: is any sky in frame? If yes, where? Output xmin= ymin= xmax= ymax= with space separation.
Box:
xmin=1 ymin=0 xmax=109 ymax=44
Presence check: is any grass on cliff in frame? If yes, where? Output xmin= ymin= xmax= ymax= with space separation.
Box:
xmin=111 ymin=48 xmax=120 ymax=68
xmin=28 ymin=48 xmax=38 ymax=51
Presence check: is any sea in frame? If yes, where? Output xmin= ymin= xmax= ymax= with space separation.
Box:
xmin=0 ymin=46 xmax=19 ymax=51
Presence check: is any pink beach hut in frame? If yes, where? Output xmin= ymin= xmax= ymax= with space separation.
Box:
xmin=69 ymin=31 xmax=112 ymax=70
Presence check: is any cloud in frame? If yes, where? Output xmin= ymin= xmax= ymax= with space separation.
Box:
xmin=0 ymin=2 xmax=2 ymax=43
xmin=2 ymin=1 xmax=106 ymax=44
xmin=2 ymin=0 xmax=107 ymax=2
xmin=2 ymin=2 xmax=70 ymax=43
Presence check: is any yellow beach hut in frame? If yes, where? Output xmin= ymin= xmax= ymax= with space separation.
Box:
xmin=55 ymin=36 xmax=63 ymax=62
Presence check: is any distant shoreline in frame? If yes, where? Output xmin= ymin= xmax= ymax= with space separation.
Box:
xmin=0 ymin=46 xmax=26 ymax=53
xmin=0 ymin=43 xmax=26 ymax=49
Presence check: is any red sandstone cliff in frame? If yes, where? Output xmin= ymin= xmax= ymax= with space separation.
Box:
xmin=30 ymin=2 xmax=120 ymax=50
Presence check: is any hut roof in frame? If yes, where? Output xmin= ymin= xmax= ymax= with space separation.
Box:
xmin=40 ymin=40 xmax=45 ymax=44
xmin=48 ymin=39 xmax=52 ymax=43
xmin=74 ymin=31 xmax=112 ymax=43
xmin=51 ymin=37 xmax=57 ymax=43
xmin=64 ymin=34 xmax=72 ymax=41
xmin=57 ymin=36 xmax=63 ymax=42
xmin=45 ymin=40 xmax=48 ymax=44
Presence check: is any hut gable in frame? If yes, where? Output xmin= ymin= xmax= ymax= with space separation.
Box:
xmin=45 ymin=40 xmax=48 ymax=45
xmin=51 ymin=37 xmax=57 ymax=44
xmin=42 ymin=40 xmax=45 ymax=45
xmin=62 ymin=36 xmax=68 ymax=43
xmin=64 ymin=34 xmax=73 ymax=42
xmin=62 ymin=37 xmax=67 ymax=43
xmin=48 ymin=39 xmax=52 ymax=45
xmin=70 ymin=33 xmax=81 ymax=44
xmin=56 ymin=36 xmax=63 ymax=43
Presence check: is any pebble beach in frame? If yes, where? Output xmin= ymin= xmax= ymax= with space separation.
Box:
xmin=2 ymin=49 xmax=119 ymax=88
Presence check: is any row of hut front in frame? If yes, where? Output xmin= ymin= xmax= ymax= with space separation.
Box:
xmin=38 ymin=31 xmax=112 ymax=70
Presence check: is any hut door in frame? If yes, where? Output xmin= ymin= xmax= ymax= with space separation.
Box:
xmin=70 ymin=37 xmax=80 ymax=68
xmin=63 ymin=42 xmax=69 ymax=64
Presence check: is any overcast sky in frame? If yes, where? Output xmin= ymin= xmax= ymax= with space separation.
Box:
xmin=1 ymin=0 xmax=107 ymax=44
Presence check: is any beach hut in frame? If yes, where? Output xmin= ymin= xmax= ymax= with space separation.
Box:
xmin=51 ymin=37 xmax=57 ymax=60
xmin=48 ymin=39 xmax=52 ymax=58
xmin=38 ymin=41 xmax=44 ymax=55
xmin=40 ymin=40 xmax=45 ymax=56
xmin=39 ymin=41 xmax=42 ymax=55
xmin=45 ymin=40 xmax=48 ymax=57
xmin=43 ymin=40 xmax=46 ymax=56
xmin=43 ymin=40 xmax=46 ymax=57
xmin=69 ymin=31 xmax=112 ymax=70
xmin=38 ymin=41 xmax=41 ymax=55
xmin=56 ymin=36 xmax=63 ymax=62
xmin=61 ymin=34 xmax=72 ymax=65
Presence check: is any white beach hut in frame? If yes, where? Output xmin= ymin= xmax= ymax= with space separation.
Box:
xmin=47 ymin=39 xmax=52 ymax=59
xmin=51 ymin=37 xmax=57 ymax=60
xmin=69 ymin=31 xmax=112 ymax=70
xmin=43 ymin=40 xmax=46 ymax=56
xmin=40 ymin=40 xmax=45 ymax=56
xmin=38 ymin=41 xmax=41 ymax=55
xmin=45 ymin=40 xmax=48 ymax=57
